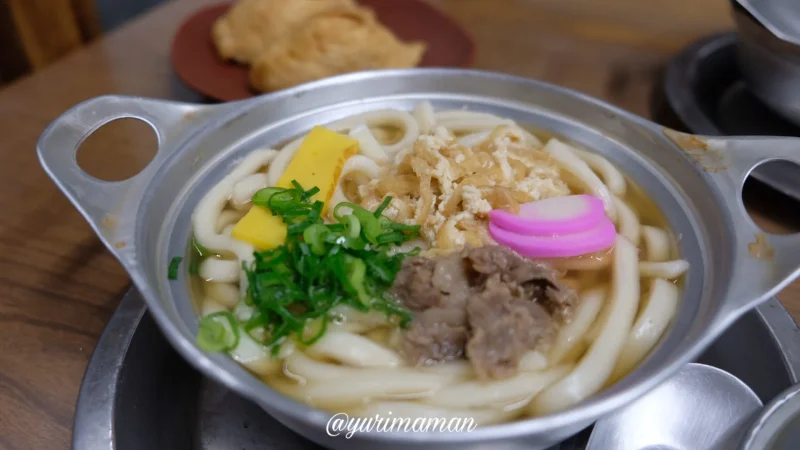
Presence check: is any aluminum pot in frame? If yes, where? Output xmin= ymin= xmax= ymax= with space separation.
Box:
xmin=37 ymin=69 xmax=800 ymax=450
xmin=739 ymin=382 xmax=800 ymax=450
xmin=733 ymin=0 xmax=800 ymax=126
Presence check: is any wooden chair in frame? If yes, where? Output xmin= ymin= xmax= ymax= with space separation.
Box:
xmin=0 ymin=0 xmax=101 ymax=85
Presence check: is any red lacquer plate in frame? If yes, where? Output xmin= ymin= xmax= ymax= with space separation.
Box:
xmin=170 ymin=1 xmax=475 ymax=102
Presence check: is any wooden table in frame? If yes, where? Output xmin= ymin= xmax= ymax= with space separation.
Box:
xmin=1 ymin=0 xmax=798 ymax=448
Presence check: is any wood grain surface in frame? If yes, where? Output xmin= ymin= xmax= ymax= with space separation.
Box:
xmin=5 ymin=0 xmax=101 ymax=70
xmin=0 ymin=1 xmax=797 ymax=449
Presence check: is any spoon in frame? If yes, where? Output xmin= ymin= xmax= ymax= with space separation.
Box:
xmin=586 ymin=363 xmax=763 ymax=450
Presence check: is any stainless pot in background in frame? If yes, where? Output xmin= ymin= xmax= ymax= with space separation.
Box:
xmin=733 ymin=0 xmax=800 ymax=126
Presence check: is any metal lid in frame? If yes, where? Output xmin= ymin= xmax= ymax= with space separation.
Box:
xmin=739 ymin=383 xmax=800 ymax=450
xmin=736 ymin=0 xmax=800 ymax=46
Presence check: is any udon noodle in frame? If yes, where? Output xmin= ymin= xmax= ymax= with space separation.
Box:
xmin=188 ymin=102 xmax=688 ymax=425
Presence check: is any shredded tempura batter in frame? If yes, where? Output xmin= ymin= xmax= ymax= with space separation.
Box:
xmin=358 ymin=125 xmax=570 ymax=252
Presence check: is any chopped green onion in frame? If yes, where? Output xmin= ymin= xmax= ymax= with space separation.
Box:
xmin=342 ymin=236 xmax=367 ymax=251
xmin=374 ymin=196 xmax=393 ymax=217
xmin=343 ymin=255 xmax=370 ymax=306
xmin=364 ymin=258 xmax=392 ymax=283
xmin=189 ymin=258 xmax=200 ymax=275
xmin=281 ymin=207 xmax=314 ymax=218
xmin=303 ymin=224 xmax=329 ymax=255
xmin=388 ymin=222 xmax=421 ymax=232
xmin=298 ymin=316 xmax=328 ymax=346
xmin=304 ymin=186 xmax=320 ymax=198
xmin=352 ymin=209 xmax=381 ymax=243
xmin=341 ymin=214 xmax=361 ymax=239
xmin=168 ymin=257 xmax=183 ymax=280
xmin=290 ymin=180 xmax=304 ymax=193
xmin=252 ymin=187 xmax=285 ymax=207
xmin=373 ymin=296 xmax=413 ymax=327
xmin=326 ymin=223 xmax=345 ymax=232
xmin=268 ymin=190 xmax=303 ymax=211
xmin=332 ymin=201 xmax=362 ymax=221
xmin=376 ymin=231 xmax=404 ymax=244
xmin=196 ymin=312 xmax=240 ymax=352
xmin=193 ymin=181 xmax=421 ymax=354
xmin=287 ymin=219 xmax=310 ymax=235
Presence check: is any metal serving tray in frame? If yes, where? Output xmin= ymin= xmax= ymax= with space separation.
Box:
xmin=73 ymin=289 xmax=800 ymax=450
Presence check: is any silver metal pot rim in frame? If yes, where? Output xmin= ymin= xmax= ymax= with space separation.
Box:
xmin=735 ymin=0 xmax=800 ymax=47
xmin=72 ymin=290 xmax=800 ymax=450
xmin=740 ymin=382 xmax=800 ymax=449
xmin=37 ymin=68 xmax=800 ymax=444
xmin=733 ymin=0 xmax=800 ymax=127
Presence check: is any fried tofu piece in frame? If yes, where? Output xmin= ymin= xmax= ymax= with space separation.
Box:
xmin=248 ymin=8 xmax=426 ymax=92
xmin=212 ymin=0 xmax=357 ymax=64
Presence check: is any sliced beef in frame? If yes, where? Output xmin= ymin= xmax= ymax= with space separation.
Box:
xmin=391 ymin=257 xmax=440 ymax=311
xmin=401 ymin=307 xmax=468 ymax=365
xmin=431 ymin=253 xmax=472 ymax=306
xmin=465 ymin=245 xmax=556 ymax=284
xmin=466 ymin=274 xmax=553 ymax=380
xmin=392 ymin=254 xmax=470 ymax=311
xmin=392 ymin=245 xmax=576 ymax=379
xmin=392 ymin=253 xmax=472 ymax=364
xmin=539 ymin=284 xmax=576 ymax=322
xmin=466 ymin=246 xmax=576 ymax=321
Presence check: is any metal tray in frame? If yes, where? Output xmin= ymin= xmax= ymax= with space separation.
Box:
xmin=73 ymin=289 xmax=800 ymax=450
xmin=662 ymin=32 xmax=800 ymax=202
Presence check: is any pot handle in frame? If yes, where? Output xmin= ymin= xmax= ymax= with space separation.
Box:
xmin=690 ymin=134 xmax=800 ymax=329
xmin=37 ymin=95 xmax=218 ymax=258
